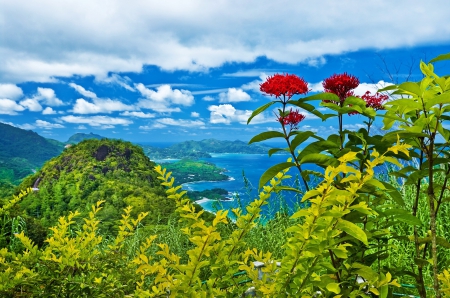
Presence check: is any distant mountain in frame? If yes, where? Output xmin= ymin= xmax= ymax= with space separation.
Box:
xmin=66 ymin=132 xmax=106 ymax=144
xmin=18 ymin=139 xmax=175 ymax=235
xmin=141 ymin=138 xmax=275 ymax=160
xmin=0 ymin=123 xmax=64 ymax=183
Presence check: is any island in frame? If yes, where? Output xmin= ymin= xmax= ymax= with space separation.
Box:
xmin=159 ymin=159 xmax=229 ymax=184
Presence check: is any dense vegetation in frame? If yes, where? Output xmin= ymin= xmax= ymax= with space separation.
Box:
xmin=160 ymin=159 xmax=229 ymax=184
xmin=16 ymin=139 xmax=176 ymax=235
xmin=142 ymin=138 xmax=274 ymax=159
xmin=0 ymin=123 xmax=64 ymax=183
xmin=187 ymin=188 xmax=230 ymax=201
xmin=1 ymin=53 xmax=450 ymax=297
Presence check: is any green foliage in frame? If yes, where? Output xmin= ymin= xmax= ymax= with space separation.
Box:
xmin=0 ymin=122 xmax=64 ymax=183
xmin=66 ymin=132 xmax=106 ymax=144
xmin=161 ymin=159 xmax=229 ymax=185
xmin=17 ymin=139 xmax=176 ymax=235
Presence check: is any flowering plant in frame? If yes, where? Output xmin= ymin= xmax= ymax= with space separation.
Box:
xmin=260 ymin=73 xmax=309 ymax=102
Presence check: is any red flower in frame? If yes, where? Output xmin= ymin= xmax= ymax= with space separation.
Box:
xmin=277 ymin=109 xmax=306 ymax=129
xmin=323 ymin=73 xmax=359 ymax=103
xmin=348 ymin=91 xmax=389 ymax=115
xmin=260 ymin=73 xmax=309 ymax=102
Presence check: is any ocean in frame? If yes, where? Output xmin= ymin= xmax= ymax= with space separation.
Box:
xmin=160 ymin=153 xmax=321 ymax=218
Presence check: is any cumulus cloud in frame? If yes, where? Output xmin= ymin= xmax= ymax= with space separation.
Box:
xmin=139 ymin=123 xmax=167 ymax=130
xmin=219 ymin=88 xmax=251 ymax=103
xmin=136 ymin=83 xmax=194 ymax=113
xmin=3 ymin=1 xmax=449 ymax=83
xmin=208 ymin=104 xmax=272 ymax=125
xmin=35 ymin=119 xmax=65 ymax=129
xmin=95 ymin=74 xmax=135 ymax=91
xmin=18 ymin=87 xmax=64 ymax=112
xmin=0 ymin=84 xmax=23 ymax=99
xmin=241 ymin=73 xmax=270 ymax=93
xmin=69 ymin=83 xmax=97 ymax=98
xmin=42 ymin=107 xmax=57 ymax=114
xmin=353 ymin=81 xmax=394 ymax=96
xmin=72 ymin=97 xmax=135 ymax=114
xmin=19 ymin=98 xmax=42 ymax=112
xmin=120 ymin=111 xmax=155 ymax=118
xmin=202 ymin=96 xmax=215 ymax=101
xmin=156 ymin=118 xmax=205 ymax=128
xmin=0 ymin=98 xmax=25 ymax=115
xmin=191 ymin=111 xmax=200 ymax=117
xmin=60 ymin=115 xmax=133 ymax=127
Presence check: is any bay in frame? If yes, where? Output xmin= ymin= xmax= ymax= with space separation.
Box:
xmin=179 ymin=153 xmax=317 ymax=218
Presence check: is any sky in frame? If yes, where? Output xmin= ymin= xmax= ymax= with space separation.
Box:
xmin=1 ymin=0 xmax=450 ymax=143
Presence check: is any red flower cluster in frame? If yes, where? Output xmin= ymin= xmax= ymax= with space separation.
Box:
xmin=323 ymin=73 xmax=359 ymax=102
xmin=260 ymin=73 xmax=309 ymax=101
xmin=349 ymin=91 xmax=389 ymax=115
xmin=277 ymin=109 xmax=306 ymax=129
xmin=362 ymin=91 xmax=388 ymax=111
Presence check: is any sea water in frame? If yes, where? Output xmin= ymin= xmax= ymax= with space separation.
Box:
xmin=180 ymin=153 xmax=320 ymax=218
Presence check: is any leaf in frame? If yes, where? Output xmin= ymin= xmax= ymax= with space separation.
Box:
xmin=290 ymin=131 xmax=315 ymax=151
xmin=380 ymin=181 xmax=405 ymax=206
xmin=299 ymin=153 xmax=337 ymax=167
xmin=259 ymin=162 xmax=295 ymax=188
xmin=297 ymin=140 xmax=340 ymax=161
xmin=299 ymin=92 xmax=339 ymax=102
xmin=249 ymin=131 xmax=285 ymax=144
xmin=398 ymin=81 xmax=422 ymax=96
xmin=336 ymin=219 xmax=368 ymax=245
xmin=247 ymin=101 xmax=276 ymax=124
xmin=429 ymin=52 xmax=450 ymax=63
xmin=268 ymin=148 xmax=288 ymax=157
xmin=326 ymin=283 xmax=341 ymax=294
xmin=425 ymin=91 xmax=450 ymax=109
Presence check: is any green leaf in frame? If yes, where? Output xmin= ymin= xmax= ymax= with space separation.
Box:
xmin=259 ymin=162 xmax=295 ymax=188
xmin=249 ymin=131 xmax=285 ymax=144
xmin=398 ymin=81 xmax=422 ymax=96
xmin=298 ymin=92 xmax=339 ymax=102
xmin=268 ymin=148 xmax=288 ymax=157
xmin=336 ymin=219 xmax=368 ymax=245
xmin=343 ymin=96 xmax=366 ymax=107
xmin=429 ymin=52 xmax=450 ymax=63
xmin=380 ymin=181 xmax=405 ymax=206
xmin=247 ymin=101 xmax=276 ymax=124
xmin=425 ymin=91 xmax=450 ymax=109
xmin=299 ymin=153 xmax=337 ymax=167
xmin=378 ymin=84 xmax=398 ymax=92
xmin=326 ymin=283 xmax=341 ymax=294
xmin=297 ymin=140 xmax=340 ymax=161
xmin=290 ymin=131 xmax=315 ymax=151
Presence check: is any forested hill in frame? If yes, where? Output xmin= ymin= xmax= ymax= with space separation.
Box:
xmin=142 ymin=138 xmax=274 ymax=159
xmin=0 ymin=123 xmax=64 ymax=183
xmin=18 ymin=139 xmax=175 ymax=235
xmin=66 ymin=132 xmax=106 ymax=144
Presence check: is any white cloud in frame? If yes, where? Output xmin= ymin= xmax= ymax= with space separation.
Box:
xmin=60 ymin=115 xmax=133 ymax=127
xmin=17 ymin=123 xmax=36 ymax=130
xmin=72 ymin=97 xmax=135 ymax=114
xmin=0 ymin=98 xmax=25 ymax=115
xmin=36 ymin=87 xmax=64 ymax=106
xmin=0 ymin=84 xmax=23 ymax=99
xmin=308 ymin=81 xmax=324 ymax=93
xmin=353 ymin=80 xmax=394 ymax=96
xmin=120 ymin=111 xmax=156 ymax=118
xmin=156 ymin=118 xmax=205 ymax=128
xmin=208 ymin=104 xmax=262 ymax=125
xmin=3 ymin=1 xmax=449 ymax=83
xmin=219 ymin=88 xmax=251 ymax=103
xmin=76 ymin=125 xmax=87 ymax=129
xmin=241 ymin=73 xmax=270 ymax=93
xmin=69 ymin=83 xmax=97 ymax=98
xmin=191 ymin=111 xmax=200 ymax=117
xmin=139 ymin=123 xmax=167 ymax=130
xmin=136 ymin=83 xmax=194 ymax=113
xmin=35 ymin=119 xmax=65 ymax=129
xmin=42 ymin=107 xmax=56 ymax=114
xmin=202 ymin=96 xmax=215 ymax=101
xmin=19 ymin=98 xmax=42 ymax=112
xmin=95 ymin=74 xmax=135 ymax=91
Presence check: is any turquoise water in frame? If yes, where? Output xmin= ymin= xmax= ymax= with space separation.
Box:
xmin=178 ymin=153 xmax=319 ymax=217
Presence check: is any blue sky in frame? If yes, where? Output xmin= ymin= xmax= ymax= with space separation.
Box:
xmin=1 ymin=1 xmax=449 ymax=143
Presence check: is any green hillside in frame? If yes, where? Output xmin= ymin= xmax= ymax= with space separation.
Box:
xmin=17 ymin=139 xmax=175 ymax=234
xmin=66 ymin=132 xmax=106 ymax=144
xmin=0 ymin=123 xmax=64 ymax=183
